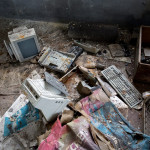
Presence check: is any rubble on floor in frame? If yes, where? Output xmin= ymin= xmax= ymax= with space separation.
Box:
xmin=0 ymin=94 xmax=45 ymax=150
xmin=75 ymin=89 xmax=150 ymax=150
xmin=0 ymin=18 xmax=150 ymax=150
xmin=108 ymin=44 xmax=124 ymax=57
xmin=74 ymin=40 xmax=100 ymax=54
xmin=39 ymin=116 xmax=100 ymax=150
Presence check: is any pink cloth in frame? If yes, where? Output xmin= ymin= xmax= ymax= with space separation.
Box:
xmin=38 ymin=118 xmax=66 ymax=150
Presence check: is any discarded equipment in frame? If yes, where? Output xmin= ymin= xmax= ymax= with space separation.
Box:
xmin=77 ymin=81 xmax=100 ymax=96
xmin=4 ymin=26 xmax=40 ymax=62
xmin=68 ymin=46 xmax=83 ymax=59
xmin=74 ymin=40 xmax=100 ymax=54
xmin=44 ymin=72 xmax=68 ymax=96
xmin=77 ymin=81 xmax=92 ymax=96
xmin=38 ymin=48 xmax=76 ymax=73
xmin=78 ymin=66 xmax=97 ymax=83
xmin=22 ymin=78 xmax=70 ymax=121
xmin=108 ymin=44 xmax=124 ymax=57
xmin=84 ymin=62 xmax=105 ymax=69
xmin=113 ymin=57 xmax=131 ymax=63
xmin=59 ymin=66 xmax=78 ymax=83
xmin=96 ymin=76 xmax=117 ymax=97
xmin=101 ymin=65 xmax=142 ymax=108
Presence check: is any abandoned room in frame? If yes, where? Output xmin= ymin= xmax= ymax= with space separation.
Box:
xmin=0 ymin=0 xmax=150 ymax=150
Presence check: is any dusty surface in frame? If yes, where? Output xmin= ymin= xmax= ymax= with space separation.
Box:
xmin=0 ymin=17 xmax=146 ymax=147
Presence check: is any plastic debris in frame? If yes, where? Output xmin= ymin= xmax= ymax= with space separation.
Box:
xmin=0 ymin=94 xmax=45 ymax=150
xmin=74 ymin=40 xmax=100 ymax=54
xmin=144 ymin=47 xmax=150 ymax=57
xmin=45 ymin=72 xmax=68 ymax=96
xmin=113 ymin=57 xmax=131 ymax=63
xmin=68 ymin=46 xmax=83 ymax=59
xmin=96 ymin=76 xmax=117 ymax=97
xmin=142 ymin=91 xmax=150 ymax=100
xmin=60 ymin=109 xmax=74 ymax=125
xmin=110 ymin=96 xmax=128 ymax=109
xmin=78 ymin=66 xmax=97 ymax=82
xmin=38 ymin=47 xmax=76 ymax=73
xmin=59 ymin=66 xmax=78 ymax=83
xmin=108 ymin=44 xmax=124 ymax=57
xmin=77 ymin=81 xmax=93 ymax=96
xmin=2 ymin=94 xmax=40 ymax=137
xmin=84 ymin=60 xmax=106 ymax=69
xmin=22 ymin=78 xmax=70 ymax=121
xmin=101 ymin=65 xmax=142 ymax=108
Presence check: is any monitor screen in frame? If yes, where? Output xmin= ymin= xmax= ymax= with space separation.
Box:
xmin=17 ymin=38 xmax=38 ymax=59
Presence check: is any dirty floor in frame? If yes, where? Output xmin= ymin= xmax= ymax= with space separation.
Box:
xmin=0 ymin=17 xmax=146 ymax=137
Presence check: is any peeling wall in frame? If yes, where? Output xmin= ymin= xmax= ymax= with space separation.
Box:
xmin=0 ymin=0 xmax=150 ymax=26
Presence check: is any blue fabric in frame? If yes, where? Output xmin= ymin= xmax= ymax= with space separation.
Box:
xmin=90 ymin=102 xmax=150 ymax=150
xmin=4 ymin=102 xmax=40 ymax=137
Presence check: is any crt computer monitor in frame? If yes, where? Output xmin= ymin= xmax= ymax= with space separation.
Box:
xmin=8 ymin=27 xmax=40 ymax=62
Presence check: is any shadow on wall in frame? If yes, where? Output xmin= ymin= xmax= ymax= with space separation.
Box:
xmin=0 ymin=0 xmax=150 ymax=26
xmin=141 ymin=11 xmax=150 ymax=25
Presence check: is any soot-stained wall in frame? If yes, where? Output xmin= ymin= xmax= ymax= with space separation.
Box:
xmin=0 ymin=0 xmax=150 ymax=26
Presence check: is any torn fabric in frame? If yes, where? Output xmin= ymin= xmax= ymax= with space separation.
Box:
xmin=75 ymin=88 xmax=150 ymax=150
xmin=38 ymin=116 xmax=100 ymax=150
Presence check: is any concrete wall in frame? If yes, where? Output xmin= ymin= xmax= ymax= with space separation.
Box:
xmin=0 ymin=0 xmax=150 ymax=26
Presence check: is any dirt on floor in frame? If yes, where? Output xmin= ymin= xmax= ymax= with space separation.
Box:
xmin=0 ymin=17 xmax=147 ymax=144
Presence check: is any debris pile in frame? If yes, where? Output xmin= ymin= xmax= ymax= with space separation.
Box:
xmin=0 ymin=22 xmax=150 ymax=150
